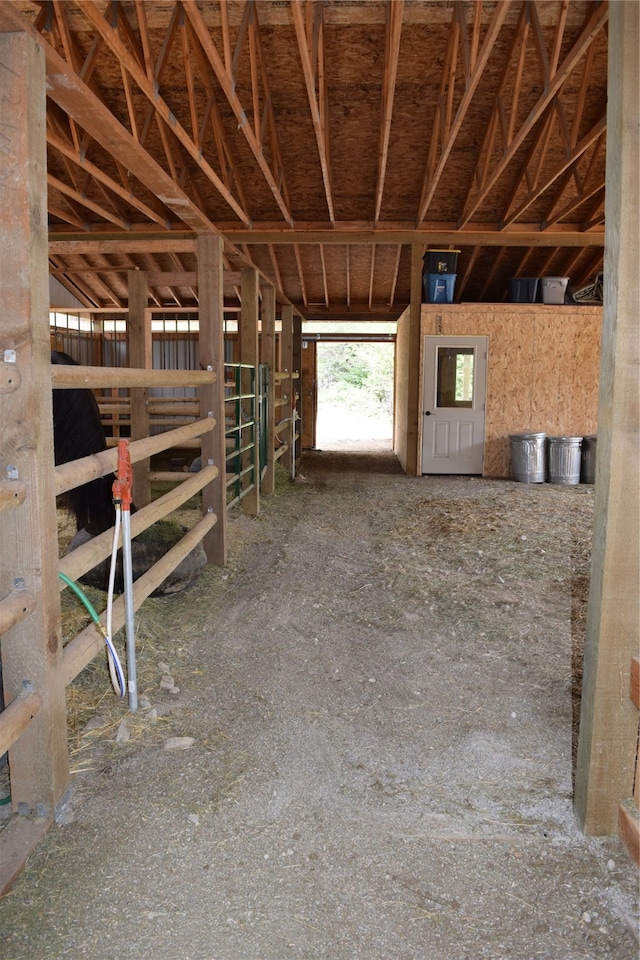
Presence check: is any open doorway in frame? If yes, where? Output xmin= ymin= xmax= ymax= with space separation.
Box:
xmin=313 ymin=341 xmax=394 ymax=449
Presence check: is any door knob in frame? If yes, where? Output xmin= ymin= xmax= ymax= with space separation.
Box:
xmin=424 ymin=410 xmax=432 ymax=416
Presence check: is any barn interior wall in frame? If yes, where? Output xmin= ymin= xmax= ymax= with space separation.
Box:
xmin=415 ymin=303 xmax=602 ymax=477
xmin=392 ymin=306 xmax=411 ymax=472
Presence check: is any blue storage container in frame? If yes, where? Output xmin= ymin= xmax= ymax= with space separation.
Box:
xmin=424 ymin=273 xmax=457 ymax=304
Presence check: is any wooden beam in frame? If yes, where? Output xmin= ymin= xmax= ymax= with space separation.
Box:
xmin=182 ymin=0 xmax=293 ymax=226
xmin=501 ymin=115 xmax=607 ymax=228
xmin=290 ymin=0 xmax=335 ymax=224
xmin=459 ymin=2 xmax=609 ymax=226
xmin=0 ymin=4 xmax=218 ymax=234
xmin=293 ymin=244 xmax=308 ymax=309
xmin=218 ymin=226 xmax=604 ymax=247
xmin=47 ymin=173 xmax=130 ymax=230
xmin=406 ymin=244 xmax=423 ymax=476
xmin=416 ymin=2 xmax=510 ymax=223
xmin=574 ymin=0 xmax=640 ymax=836
xmin=0 ymin=691 xmax=42 ymax=760
xmin=389 ymin=243 xmax=402 ymax=306
xmin=374 ymin=0 xmax=403 ymax=223
xmin=0 ymin=31 xmax=69 ymax=817
xmin=52 ymin=366 xmax=215 ymax=390
xmin=127 ymin=271 xmax=151 ymax=506
xmin=368 ymin=245 xmax=377 ymax=310
xmin=75 ymin=0 xmax=251 ymax=227
xmin=260 ymin=284 xmax=276 ymax=496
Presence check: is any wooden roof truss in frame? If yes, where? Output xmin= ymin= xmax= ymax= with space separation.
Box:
xmin=2 ymin=0 xmax=610 ymax=316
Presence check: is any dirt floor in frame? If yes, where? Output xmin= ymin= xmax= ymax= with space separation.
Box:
xmin=0 ymin=441 xmax=638 ymax=960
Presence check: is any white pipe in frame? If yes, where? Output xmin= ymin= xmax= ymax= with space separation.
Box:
xmin=121 ymin=507 xmax=137 ymax=712
xmin=106 ymin=506 xmax=125 ymax=697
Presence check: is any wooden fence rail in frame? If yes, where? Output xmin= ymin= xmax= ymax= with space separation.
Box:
xmin=62 ymin=513 xmax=217 ymax=687
xmin=0 ymin=690 xmax=42 ymax=761
xmin=59 ymin=465 xmax=219 ymax=586
xmin=0 ymin=368 xmax=221 ymax=769
xmin=55 ymin=418 xmax=216 ymax=496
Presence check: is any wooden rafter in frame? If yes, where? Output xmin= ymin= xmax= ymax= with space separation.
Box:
xmin=0 ymin=3 xmax=221 ymax=234
xmin=374 ymin=0 xmax=403 ymax=223
xmin=389 ymin=244 xmax=402 ymax=307
xmin=346 ymin=245 xmax=351 ymax=308
xmin=416 ymin=1 xmax=510 ymax=225
xmin=319 ymin=245 xmax=329 ymax=308
xmin=582 ymin=195 xmax=606 ymax=231
xmin=537 ymin=246 xmax=561 ymax=277
xmin=267 ymin=245 xmax=283 ymax=293
xmin=47 ymin=131 xmax=170 ymax=229
xmin=182 ymin=0 xmax=294 ymax=227
xmin=477 ymin=247 xmax=508 ymax=301
xmin=368 ymin=245 xmax=377 ymax=310
xmin=543 ymin=152 xmax=606 ymax=229
xmin=293 ymin=245 xmax=308 ymax=309
xmin=512 ymin=246 xmax=538 ymax=278
xmin=49 ymin=199 xmax=86 ymax=231
xmin=455 ymin=245 xmax=482 ymax=301
xmin=250 ymin=5 xmax=294 ymax=216
xmin=75 ymin=0 xmax=252 ymax=227
xmin=571 ymin=248 xmax=603 ymax=288
xmin=458 ymin=1 xmax=609 ymax=227
xmin=501 ymin=114 xmax=607 ymax=227
xmin=290 ymin=0 xmax=334 ymax=225
xmin=187 ymin=25 xmax=251 ymax=218
xmin=181 ymin=15 xmax=200 ymax=150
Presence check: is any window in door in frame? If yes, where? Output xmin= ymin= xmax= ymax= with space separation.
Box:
xmin=436 ymin=347 xmax=475 ymax=409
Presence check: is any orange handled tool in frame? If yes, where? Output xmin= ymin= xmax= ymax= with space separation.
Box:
xmin=112 ymin=439 xmax=133 ymax=511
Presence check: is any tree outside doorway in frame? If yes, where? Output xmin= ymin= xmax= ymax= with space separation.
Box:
xmin=315 ymin=341 xmax=394 ymax=448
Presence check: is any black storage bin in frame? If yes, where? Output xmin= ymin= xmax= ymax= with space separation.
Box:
xmin=508 ymin=277 xmax=539 ymax=303
xmin=423 ymin=249 xmax=460 ymax=274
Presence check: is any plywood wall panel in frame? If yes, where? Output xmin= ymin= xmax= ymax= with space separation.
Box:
xmin=393 ymin=307 xmax=411 ymax=472
xmin=418 ymin=304 xmax=602 ymax=477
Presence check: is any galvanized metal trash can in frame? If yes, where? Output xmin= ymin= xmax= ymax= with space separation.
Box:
xmin=510 ymin=432 xmax=547 ymax=482
xmin=547 ymin=436 xmax=582 ymax=485
xmin=581 ymin=435 xmax=597 ymax=484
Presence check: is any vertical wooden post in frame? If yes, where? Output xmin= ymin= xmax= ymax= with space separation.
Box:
xmin=574 ymin=1 xmax=640 ymax=835
xmin=127 ymin=271 xmax=151 ymax=506
xmin=260 ymin=284 xmax=276 ymax=495
xmin=406 ymin=243 xmax=424 ymax=476
xmin=197 ymin=235 xmax=227 ymax=565
xmin=300 ymin=338 xmax=317 ymax=451
xmin=0 ymin=31 xmax=69 ymax=814
xmin=240 ymin=268 xmax=260 ymax=516
xmin=280 ymin=304 xmax=294 ymax=475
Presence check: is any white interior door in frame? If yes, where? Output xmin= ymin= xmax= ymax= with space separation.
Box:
xmin=421 ymin=336 xmax=487 ymax=474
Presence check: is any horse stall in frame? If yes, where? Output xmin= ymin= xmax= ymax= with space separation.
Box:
xmin=2 ymin=308 xmax=302 ymax=889
xmin=0 ymin=35 xmax=301 ymax=883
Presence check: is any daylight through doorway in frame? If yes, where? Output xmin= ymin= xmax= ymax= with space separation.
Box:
xmin=315 ymin=341 xmax=394 ymax=449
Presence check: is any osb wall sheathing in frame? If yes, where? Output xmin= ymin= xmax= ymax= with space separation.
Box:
xmin=420 ymin=304 xmax=603 ymax=477
xmin=393 ymin=306 xmax=411 ymax=473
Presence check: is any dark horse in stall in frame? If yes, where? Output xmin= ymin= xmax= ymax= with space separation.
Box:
xmin=51 ymin=349 xmax=122 ymax=536
xmin=51 ymin=350 xmax=205 ymax=594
